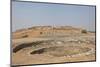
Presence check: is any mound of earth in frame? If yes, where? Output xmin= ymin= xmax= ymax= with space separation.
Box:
xmin=12 ymin=26 xmax=95 ymax=66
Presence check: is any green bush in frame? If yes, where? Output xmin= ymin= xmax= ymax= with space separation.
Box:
xmin=81 ymin=29 xmax=87 ymax=33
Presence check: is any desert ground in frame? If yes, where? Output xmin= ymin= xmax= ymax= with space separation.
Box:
xmin=12 ymin=26 xmax=96 ymax=66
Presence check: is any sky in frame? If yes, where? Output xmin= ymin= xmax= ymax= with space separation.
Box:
xmin=12 ymin=1 xmax=96 ymax=32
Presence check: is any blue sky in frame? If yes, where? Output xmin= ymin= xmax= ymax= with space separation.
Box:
xmin=12 ymin=1 xmax=95 ymax=32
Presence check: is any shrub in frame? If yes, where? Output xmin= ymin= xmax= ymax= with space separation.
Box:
xmin=81 ymin=29 xmax=87 ymax=33
xmin=40 ymin=32 xmax=43 ymax=34
xmin=22 ymin=35 xmax=28 ymax=38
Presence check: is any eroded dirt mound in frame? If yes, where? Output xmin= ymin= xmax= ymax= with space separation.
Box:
xmin=12 ymin=26 xmax=95 ymax=66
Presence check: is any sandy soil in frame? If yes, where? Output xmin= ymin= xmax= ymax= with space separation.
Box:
xmin=12 ymin=26 xmax=96 ymax=66
xmin=12 ymin=35 xmax=95 ymax=66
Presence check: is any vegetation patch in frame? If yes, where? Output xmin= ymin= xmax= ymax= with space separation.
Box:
xmin=81 ymin=29 xmax=87 ymax=34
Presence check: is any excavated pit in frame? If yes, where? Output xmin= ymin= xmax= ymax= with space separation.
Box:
xmin=13 ymin=41 xmax=44 ymax=53
xmin=30 ymin=46 xmax=91 ymax=57
xmin=13 ymin=40 xmax=92 ymax=57
xmin=13 ymin=40 xmax=65 ymax=53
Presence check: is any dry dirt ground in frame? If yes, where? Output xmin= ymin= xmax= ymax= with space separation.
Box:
xmin=12 ymin=34 xmax=96 ymax=66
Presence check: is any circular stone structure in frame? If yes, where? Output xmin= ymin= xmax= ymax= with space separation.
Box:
xmin=30 ymin=40 xmax=93 ymax=57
